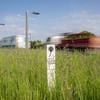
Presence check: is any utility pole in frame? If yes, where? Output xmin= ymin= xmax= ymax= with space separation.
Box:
xmin=25 ymin=10 xmax=28 ymax=48
xmin=25 ymin=11 xmax=40 ymax=49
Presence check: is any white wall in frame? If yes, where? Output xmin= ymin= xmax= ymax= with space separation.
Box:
xmin=16 ymin=36 xmax=25 ymax=48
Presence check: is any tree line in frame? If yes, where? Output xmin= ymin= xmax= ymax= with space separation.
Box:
xmin=30 ymin=40 xmax=45 ymax=49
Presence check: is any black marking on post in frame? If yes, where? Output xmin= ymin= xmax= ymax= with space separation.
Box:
xmin=49 ymin=46 xmax=54 ymax=57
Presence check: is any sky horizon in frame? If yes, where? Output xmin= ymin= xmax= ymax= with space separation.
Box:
xmin=0 ymin=0 xmax=100 ymax=41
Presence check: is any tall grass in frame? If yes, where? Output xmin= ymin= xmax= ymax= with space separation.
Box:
xmin=0 ymin=49 xmax=100 ymax=100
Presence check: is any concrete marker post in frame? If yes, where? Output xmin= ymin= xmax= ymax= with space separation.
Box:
xmin=47 ymin=44 xmax=55 ymax=90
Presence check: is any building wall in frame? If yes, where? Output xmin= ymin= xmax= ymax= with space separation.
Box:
xmin=1 ymin=36 xmax=16 ymax=47
xmin=16 ymin=35 xmax=26 ymax=48
xmin=0 ymin=35 xmax=26 ymax=48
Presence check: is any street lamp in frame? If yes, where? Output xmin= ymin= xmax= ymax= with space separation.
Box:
xmin=32 ymin=12 xmax=40 ymax=15
xmin=25 ymin=10 xmax=40 ymax=49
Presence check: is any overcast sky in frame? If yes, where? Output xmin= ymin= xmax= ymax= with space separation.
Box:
xmin=0 ymin=0 xmax=100 ymax=41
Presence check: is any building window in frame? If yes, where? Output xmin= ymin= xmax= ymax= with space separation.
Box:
xmin=10 ymin=37 xmax=15 ymax=43
xmin=3 ymin=39 xmax=7 ymax=43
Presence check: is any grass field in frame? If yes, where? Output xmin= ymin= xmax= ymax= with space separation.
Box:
xmin=0 ymin=49 xmax=100 ymax=100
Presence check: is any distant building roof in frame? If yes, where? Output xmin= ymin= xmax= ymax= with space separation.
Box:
xmin=2 ymin=35 xmax=25 ymax=39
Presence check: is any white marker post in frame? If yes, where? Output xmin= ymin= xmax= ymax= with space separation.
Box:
xmin=47 ymin=44 xmax=55 ymax=90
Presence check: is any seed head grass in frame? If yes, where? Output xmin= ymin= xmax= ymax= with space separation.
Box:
xmin=0 ymin=49 xmax=100 ymax=100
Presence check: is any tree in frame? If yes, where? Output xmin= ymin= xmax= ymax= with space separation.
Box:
xmin=30 ymin=40 xmax=44 ymax=49
xmin=67 ymin=31 xmax=96 ymax=39
xmin=79 ymin=31 xmax=95 ymax=38
xmin=46 ymin=37 xmax=51 ymax=43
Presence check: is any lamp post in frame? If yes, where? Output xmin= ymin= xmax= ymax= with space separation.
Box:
xmin=25 ymin=11 xmax=40 ymax=49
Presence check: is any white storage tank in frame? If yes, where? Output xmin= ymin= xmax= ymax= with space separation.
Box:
xmin=47 ymin=35 xmax=64 ymax=45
